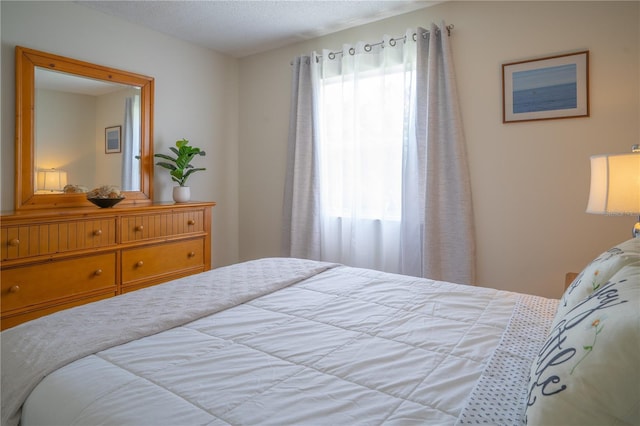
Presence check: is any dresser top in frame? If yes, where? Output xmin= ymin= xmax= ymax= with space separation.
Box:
xmin=1 ymin=201 xmax=216 ymax=222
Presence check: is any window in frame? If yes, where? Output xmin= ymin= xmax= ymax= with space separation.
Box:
xmin=318 ymin=65 xmax=409 ymax=221
xmin=285 ymin=26 xmax=474 ymax=281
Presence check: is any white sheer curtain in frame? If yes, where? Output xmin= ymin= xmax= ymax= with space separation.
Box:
xmin=284 ymin=23 xmax=475 ymax=284
xmin=314 ymin=29 xmax=416 ymax=273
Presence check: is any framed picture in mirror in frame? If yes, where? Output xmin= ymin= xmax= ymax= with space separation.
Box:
xmin=105 ymin=125 xmax=122 ymax=153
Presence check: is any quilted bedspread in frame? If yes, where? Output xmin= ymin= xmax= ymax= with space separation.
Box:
xmin=2 ymin=258 xmax=557 ymax=426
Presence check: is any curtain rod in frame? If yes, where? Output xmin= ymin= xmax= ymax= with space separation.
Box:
xmin=320 ymin=24 xmax=454 ymax=61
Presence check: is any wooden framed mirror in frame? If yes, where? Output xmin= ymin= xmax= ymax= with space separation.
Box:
xmin=15 ymin=46 xmax=154 ymax=210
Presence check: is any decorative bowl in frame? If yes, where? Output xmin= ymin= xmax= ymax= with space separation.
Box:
xmin=87 ymin=197 xmax=125 ymax=208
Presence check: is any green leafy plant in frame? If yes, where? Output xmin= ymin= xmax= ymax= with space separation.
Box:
xmin=154 ymin=138 xmax=206 ymax=187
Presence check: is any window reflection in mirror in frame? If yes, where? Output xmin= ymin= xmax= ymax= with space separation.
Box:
xmin=34 ymin=67 xmax=142 ymax=193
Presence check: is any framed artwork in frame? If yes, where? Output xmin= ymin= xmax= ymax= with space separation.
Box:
xmin=105 ymin=126 xmax=122 ymax=153
xmin=502 ymin=51 xmax=589 ymax=123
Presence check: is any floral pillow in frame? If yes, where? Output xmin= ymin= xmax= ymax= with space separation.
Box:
xmin=525 ymin=260 xmax=640 ymax=425
xmin=556 ymin=238 xmax=640 ymax=320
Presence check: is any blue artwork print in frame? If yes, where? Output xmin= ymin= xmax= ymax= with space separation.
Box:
xmin=107 ymin=131 xmax=119 ymax=150
xmin=513 ymin=64 xmax=577 ymax=113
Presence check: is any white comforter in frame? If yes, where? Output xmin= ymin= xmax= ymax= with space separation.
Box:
xmin=2 ymin=258 xmax=557 ymax=426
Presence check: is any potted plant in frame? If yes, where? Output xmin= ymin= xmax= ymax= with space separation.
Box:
xmin=154 ymin=138 xmax=206 ymax=203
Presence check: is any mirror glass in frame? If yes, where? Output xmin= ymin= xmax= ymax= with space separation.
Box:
xmin=15 ymin=46 xmax=154 ymax=210
xmin=35 ymin=67 xmax=142 ymax=193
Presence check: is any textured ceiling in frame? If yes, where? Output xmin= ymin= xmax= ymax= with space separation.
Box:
xmin=76 ymin=1 xmax=439 ymax=58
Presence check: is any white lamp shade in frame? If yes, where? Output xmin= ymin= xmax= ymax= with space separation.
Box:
xmin=37 ymin=169 xmax=68 ymax=192
xmin=586 ymin=153 xmax=640 ymax=215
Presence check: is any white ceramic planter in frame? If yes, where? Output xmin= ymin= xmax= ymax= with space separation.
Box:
xmin=172 ymin=186 xmax=191 ymax=203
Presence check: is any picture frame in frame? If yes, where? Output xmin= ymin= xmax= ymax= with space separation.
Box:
xmin=105 ymin=125 xmax=122 ymax=153
xmin=502 ymin=51 xmax=589 ymax=123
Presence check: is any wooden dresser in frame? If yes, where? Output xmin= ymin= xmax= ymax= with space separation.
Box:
xmin=1 ymin=201 xmax=215 ymax=330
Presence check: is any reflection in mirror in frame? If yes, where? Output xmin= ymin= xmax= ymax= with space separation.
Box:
xmin=15 ymin=46 xmax=154 ymax=210
xmin=35 ymin=68 xmax=142 ymax=193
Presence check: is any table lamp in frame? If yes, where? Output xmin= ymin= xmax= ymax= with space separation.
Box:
xmin=586 ymin=145 xmax=640 ymax=237
xmin=37 ymin=168 xmax=68 ymax=192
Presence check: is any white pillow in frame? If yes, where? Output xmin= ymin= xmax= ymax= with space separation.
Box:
xmin=525 ymin=260 xmax=640 ymax=425
xmin=556 ymin=238 xmax=640 ymax=321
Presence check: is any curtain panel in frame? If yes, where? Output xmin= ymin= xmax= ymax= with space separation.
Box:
xmin=282 ymin=56 xmax=322 ymax=260
xmin=417 ymin=23 xmax=476 ymax=284
xmin=121 ymin=95 xmax=141 ymax=191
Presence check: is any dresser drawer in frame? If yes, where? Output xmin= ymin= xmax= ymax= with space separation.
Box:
xmin=120 ymin=210 xmax=204 ymax=243
xmin=121 ymin=238 xmax=204 ymax=285
xmin=1 ymin=253 xmax=117 ymax=312
xmin=1 ymin=218 xmax=116 ymax=261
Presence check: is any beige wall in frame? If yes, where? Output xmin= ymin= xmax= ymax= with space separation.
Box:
xmin=238 ymin=1 xmax=639 ymax=298
xmin=1 ymin=1 xmax=240 ymax=267
xmin=35 ymin=89 xmax=96 ymax=187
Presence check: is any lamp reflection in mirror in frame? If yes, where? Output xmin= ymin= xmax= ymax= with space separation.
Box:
xmin=36 ymin=168 xmax=68 ymax=193
xmin=586 ymin=145 xmax=640 ymax=237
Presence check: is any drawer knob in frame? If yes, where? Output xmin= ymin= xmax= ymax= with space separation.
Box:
xmin=187 ymin=219 xmax=195 ymax=226
xmin=136 ymin=260 xmax=144 ymax=268
xmin=9 ymin=285 xmax=20 ymax=294
xmin=94 ymin=269 xmax=103 ymax=276
xmin=188 ymin=251 xmax=196 ymax=258
xmin=8 ymin=238 xmax=20 ymax=246
xmin=135 ymin=225 xmax=144 ymax=232
xmin=93 ymin=229 xmax=103 ymax=236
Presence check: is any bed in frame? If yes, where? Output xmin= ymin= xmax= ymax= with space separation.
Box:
xmin=2 ymin=238 xmax=639 ymax=426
